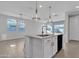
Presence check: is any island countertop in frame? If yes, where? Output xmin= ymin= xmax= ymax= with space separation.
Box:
xmin=25 ymin=33 xmax=63 ymax=39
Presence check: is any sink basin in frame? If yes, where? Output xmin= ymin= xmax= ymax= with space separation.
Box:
xmin=37 ymin=34 xmax=49 ymax=37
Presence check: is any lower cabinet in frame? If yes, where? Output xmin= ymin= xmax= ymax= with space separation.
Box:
xmin=52 ymin=36 xmax=57 ymax=56
xmin=44 ymin=36 xmax=57 ymax=57
xmin=43 ymin=37 xmax=53 ymax=58
xmin=24 ymin=36 xmax=58 ymax=58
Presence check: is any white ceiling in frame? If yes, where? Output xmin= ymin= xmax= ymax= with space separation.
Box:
xmin=0 ymin=1 xmax=79 ymax=22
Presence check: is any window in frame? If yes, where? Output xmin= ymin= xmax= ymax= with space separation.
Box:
xmin=54 ymin=24 xmax=64 ymax=33
xmin=18 ymin=19 xmax=25 ymax=32
xmin=45 ymin=21 xmax=64 ymax=33
xmin=7 ymin=16 xmax=17 ymax=32
xmin=7 ymin=16 xmax=25 ymax=32
xmin=47 ymin=25 xmax=52 ymax=34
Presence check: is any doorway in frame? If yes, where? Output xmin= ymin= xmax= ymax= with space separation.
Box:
xmin=69 ymin=15 xmax=79 ymax=41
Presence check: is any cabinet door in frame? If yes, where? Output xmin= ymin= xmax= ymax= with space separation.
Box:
xmin=53 ymin=36 xmax=57 ymax=56
xmin=44 ymin=38 xmax=53 ymax=58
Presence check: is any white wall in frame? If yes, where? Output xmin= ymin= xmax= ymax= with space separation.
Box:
xmin=0 ymin=13 xmax=65 ymax=42
xmin=25 ymin=20 xmax=43 ymax=35
xmin=0 ymin=14 xmax=43 ymax=40
xmin=63 ymin=12 xmax=69 ymax=49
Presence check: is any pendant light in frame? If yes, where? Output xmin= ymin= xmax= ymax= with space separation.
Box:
xmin=48 ymin=6 xmax=52 ymax=23
xmin=48 ymin=6 xmax=54 ymax=34
xmin=32 ymin=1 xmax=41 ymax=21
xmin=46 ymin=6 xmax=52 ymax=25
xmin=46 ymin=6 xmax=54 ymax=34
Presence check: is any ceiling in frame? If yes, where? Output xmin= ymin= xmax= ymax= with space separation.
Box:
xmin=0 ymin=1 xmax=79 ymax=22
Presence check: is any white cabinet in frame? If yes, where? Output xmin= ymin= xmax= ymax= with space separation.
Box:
xmin=25 ymin=35 xmax=57 ymax=58
xmin=53 ymin=36 xmax=57 ymax=56
xmin=25 ymin=37 xmax=43 ymax=58
xmin=44 ymin=36 xmax=57 ymax=57
xmin=43 ymin=37 xmax=53 ymax=58
xmin=43 ymin=36 xmax=57 ymax=57
xmin=32 ymin=38 xmax=44 ymax=58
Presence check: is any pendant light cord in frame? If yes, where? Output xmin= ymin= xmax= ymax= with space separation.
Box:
xmin=36 ymin=1 xmax=38 ymax=15
xmin=19 ymin=13 xmax=23 ymax=20
xmin=32 ymin=0 xmax=41 ymax=20
xmin=49 ymin=6 xmax=52 ymax=19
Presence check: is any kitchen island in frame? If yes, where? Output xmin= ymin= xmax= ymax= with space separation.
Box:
xmin=24 ymin=33 xmax=62 ymax=58
xmin=0 ymin=33 xmax=62 ymax=58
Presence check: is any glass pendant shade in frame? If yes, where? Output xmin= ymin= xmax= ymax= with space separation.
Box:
xmin=32 ymin=1 xmax=41 ymax=21
xmin=32 ymin=14 xmax=41 ymax=21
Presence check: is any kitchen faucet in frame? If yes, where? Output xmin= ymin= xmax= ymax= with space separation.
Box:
xmin=42 ymin=26 xmax=47 ymax=35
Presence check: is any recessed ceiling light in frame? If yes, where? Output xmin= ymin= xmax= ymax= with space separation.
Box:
xmin=75 ymin=6 xmax=79 ymax=8
xmin=10 ymin=44 xmax=16 ymax=47
xmin=39 ymin=5 xmax=43 ymax=8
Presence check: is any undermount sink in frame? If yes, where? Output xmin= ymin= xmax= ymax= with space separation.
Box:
xmin=37 ymin=34 xmax=50 ymax=37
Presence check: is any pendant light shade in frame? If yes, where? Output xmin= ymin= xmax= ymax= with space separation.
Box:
xmin=32 ymin=1 xmax=41 ymax=21
xmin=46 ymin=6 xmax=53 ymax=24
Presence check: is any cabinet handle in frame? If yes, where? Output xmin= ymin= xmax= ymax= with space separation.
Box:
xmin=51 ymin=42 xmax=54 ymax=46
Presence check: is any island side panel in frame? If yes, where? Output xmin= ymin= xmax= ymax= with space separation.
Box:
xmin=31 ymin=37 xmax=44 ymax=58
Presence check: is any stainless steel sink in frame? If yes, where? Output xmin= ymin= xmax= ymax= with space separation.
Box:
xmin=37 ymin=34 xmax=49 ymax=37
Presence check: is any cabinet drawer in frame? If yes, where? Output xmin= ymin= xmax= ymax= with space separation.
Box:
xmin=44 ymin=38 xmax=53 ymax=57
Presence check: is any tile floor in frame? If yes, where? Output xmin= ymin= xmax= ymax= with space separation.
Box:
xmin=0 ymin=39 xmax=79 ymax=58
xmin=55 ymin=40 xmax=79 ymax=58
xmin=0 ymin=39 xmax=25 ymax=58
